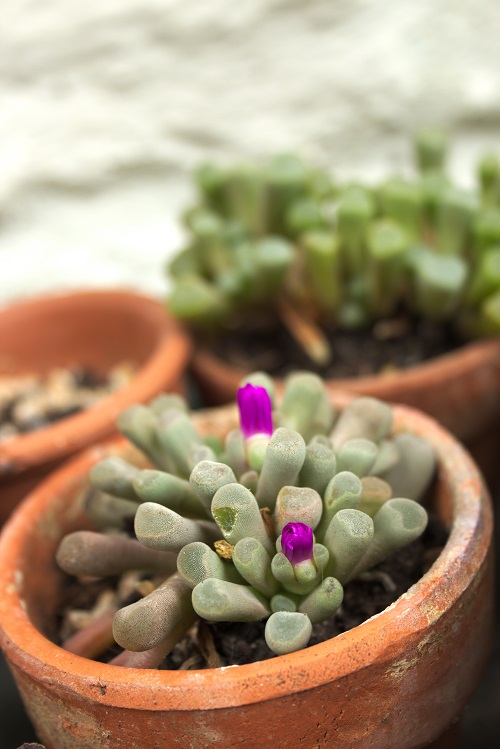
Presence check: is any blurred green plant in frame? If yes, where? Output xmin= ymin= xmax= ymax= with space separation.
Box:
xmin=166 ymin=131 xmax=500 ymax=365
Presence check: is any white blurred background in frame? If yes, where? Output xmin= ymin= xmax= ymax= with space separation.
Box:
xmin=1 ymin=0 xmax=500 ymax=305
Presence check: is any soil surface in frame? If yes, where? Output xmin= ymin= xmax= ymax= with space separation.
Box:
xmin=207 ymin=313 xmax=462 ymax=379
xmin=0 ymin=363 xmax=134 ymax=442
xmin=57 ymin=513 xmax=447 ymax=669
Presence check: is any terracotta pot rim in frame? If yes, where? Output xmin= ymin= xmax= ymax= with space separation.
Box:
xmin=193 ymin=333 xmax=500 ymax=390
xmin=0 ymin=289 xmax=191 ymax=474
xmin=339 ymin=335 xmax=500 ymax=385
xmin=0 ymin=398 xmax=492 ymax=712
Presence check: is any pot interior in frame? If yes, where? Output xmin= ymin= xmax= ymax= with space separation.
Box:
xmin=18 ymin=437 xmax=449 ymax=656
xmin=0 ymin=292 xmax=162 ymax=377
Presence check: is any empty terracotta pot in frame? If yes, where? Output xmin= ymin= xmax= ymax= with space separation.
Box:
xmin=0 ymin=398 xmax=493 ymax=749
xmin=0 ymin=289 xmax=191 ymax=523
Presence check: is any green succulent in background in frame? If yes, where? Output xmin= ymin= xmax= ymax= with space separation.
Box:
xmin=166 ymin=131 xmax=500 ymax=366
xmin=56 ymin=372 xmax=435 ymax=666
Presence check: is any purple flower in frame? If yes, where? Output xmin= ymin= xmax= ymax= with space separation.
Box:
xmin=281 ymin=522 xmax=314 ymax=564
xmin=237 ymin=383 xmax=273 ymax=441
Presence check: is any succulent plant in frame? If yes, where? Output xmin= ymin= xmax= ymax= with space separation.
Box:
xmin=56 ymin=372 xmax=435 ymax=665
xmin=166 ymin=132 xmax=500 ymax=365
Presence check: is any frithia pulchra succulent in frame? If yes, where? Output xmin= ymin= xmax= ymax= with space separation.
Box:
xmin=56 ymin=372 xmax=435 ymax=662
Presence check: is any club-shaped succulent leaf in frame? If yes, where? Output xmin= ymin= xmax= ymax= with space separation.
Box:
xmin=379 ymin=179 xmax=423 ymax=239
xmin=323 ymin=509 xmax=374 ymax=584
xmin=135 ymin=502 xmax=220 ymax=552
xmin=316 ymin=470 xmax=363 ymax=538
xmin=117 ymin=405 xmax=175 ymax=472
xmin=436 ymin=187 xmax=477 ymax=256
xmin=415 ymin=128 xmax=448 ymax=173
xmin=149 ymin=393 xmax=189 ymax=417
xmin=133 ymin=469 xmax=208 ymax=518
xmin=298 ymin=576 xmax=344 ymax=624
xmin=168 ymin=276 xmax=228 ymax=325
xmin=189 ymin=461 xmax=237 ymax=513
xmin=348 ymin=498 xmax=429 ymax=579
xmin=359 ymin=476 xmax=392 ymax=517
xmin=367 ymin=219 xmax=408 ymax=317
xmin=223 ymin=429 xmax=248 ymax=478
xmin=255 ymin=427 xmax=306 ymax=510
xmin=192 ymin=579 xmax=271 ymax=622
xmin=239 ymin=469 xmax=259 ymax=493
xmin=83 ymin=489 xmax=138 ymax=531
xmin=270 ymin=592 xmax=299 ymax=613
xmin=113 ymin=576 xmax=195 ymax=652
xmin=90 ymin=457 xmax=141 ymax=501
xmin=279 ymin=372 xmax=335 ymax=441
xmin=301 ymin=230 xmax=341 ymax=318
xmin=298 ymin=441 xmax=337 ymax=495
xmin=212 ymin=483 xmax=274 ymax=554
xmin=274 ymin=486 xmax=323 ymax=534
xmin=331 ymin=398 xmax=393 ymax=450
xmin=177 ymin=542 xmax=243 ymax=588
xmin=156 ymin=410 xmax=204 ymax=477
xmin=264 ymin=611 xmax=313 ymax=655
xmin=411 ymin=249 xmax=468 ymax=320
xmin=232 ymin=538 xmax=279 ymax=597
xmin=56 ymin=531 xmax=178 ymax=578
xmin=370 ymin=439 xmax=400 ymax=476
xmin=335 ymin=438 xmax=379 ymax=477
xmin=380 ymin=433 xmax=436 ymax=501
xmin=337 ymin=186 xmax=375 ymax=276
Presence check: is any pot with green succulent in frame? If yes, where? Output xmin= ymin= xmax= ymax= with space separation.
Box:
xmin=167 ymin=132 xmax=500 ymax=462
xmin=0 ymin=371 xmax=492 ymax=748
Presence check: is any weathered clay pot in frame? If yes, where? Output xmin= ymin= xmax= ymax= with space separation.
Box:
xmin=0 ymin=290 xmax=191 ymax=524
xmin=0 ymin=399 xmax=493 ymax=749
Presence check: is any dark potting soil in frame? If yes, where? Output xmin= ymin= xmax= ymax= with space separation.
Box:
xmin=158 ymin=513 xmax=448 ymax=670
xmin=56 ymin=514 xmax=447 ymax=669
xmin=207 ymin=314 xmax=461 ymax=379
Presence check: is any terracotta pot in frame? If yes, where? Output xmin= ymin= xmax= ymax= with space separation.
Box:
xmin=0 ymin=399 xmax=493 ymax=749
xmin=0 ymin=290 xmax=191 ymax=524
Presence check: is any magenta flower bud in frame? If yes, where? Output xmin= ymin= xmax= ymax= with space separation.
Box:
xmin=237 ymin=383 xmax=273 ymax=441
xmin=281 ymin=522 xmax=314 ymax=564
